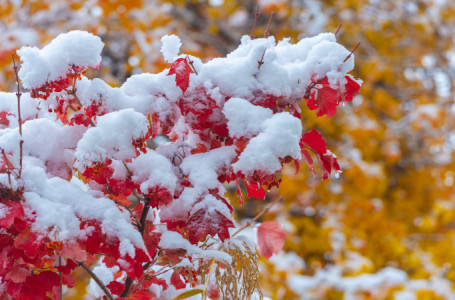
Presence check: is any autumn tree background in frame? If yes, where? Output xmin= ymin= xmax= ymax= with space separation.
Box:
xmin=1 ymin=0 xmax=455 ymax=299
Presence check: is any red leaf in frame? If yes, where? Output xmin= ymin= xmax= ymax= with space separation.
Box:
xmin=57 ymin=259 xmax=77 ymax=274
xmin=306 ymin=77 xmax=338 ymax=117
xmin=343 ymin=75 xmax=361 ymax=102
xmin=186 ymin=209 xmax=235 ymax=244
xmin=144 ymin=222 xmax=161 ymax=257
xmin=294 ymin=159 xmax=300 ymax=175
xmin=171 ymin=271 xmax=186 ymax=290
xmin=14 ymin=229 xmax=40 ymax=259
xmin=191 ymin=143 xmax=207 ymax=154
xmin=148 ymin=276 xmax=168 ymax=290
xmin=0 ymin=111 xmax=11 ymax=127
xmin=257 ymin=221 xmax=286 ymax=259
xmin=62 ymin=272 xmax=76 ymax=288
xmin=129 ymin=290 xmax=155 ymax=300
xmin=301 ymin=149 xmax=316 ymax=175
xmin=167 ymin=58 xmax=194 ymax=93
xmin=5 ymin=266 xmax=30 ymax=283
xmin=17 ymin=271 xmax=60 ymax=299
xmin=305 ymin=76 xmax=360 ymax=117
xmin=107 ymin=280 xmax=125 ymax=295
xmin=300 ymin=129 xmax=327 ymax=154
xmin=235 ymin=179 xmax=244 ymax=205
xmin=300 ymin=130 xmax=340 ymax=179
xmin=0 ymin=202 xmax=24 ymax=229
xmin=246 ymin=181 xmax=266 ymax=199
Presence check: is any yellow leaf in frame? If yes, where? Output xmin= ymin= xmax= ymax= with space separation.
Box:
xmin=172 ymin=289 xmax=203 ymax=300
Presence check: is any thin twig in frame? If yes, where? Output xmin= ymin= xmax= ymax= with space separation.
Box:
xmin=250 ymin=5 xmax=260 ymax=39
xmin=11 ymin=54 xmax=23 ymax=179
xmin=120 ymin=195 xmax=151 ymax=297
xmin=53 ymin=80 xmax=96 ymax=127
xmin=263 ymin=5 xmax=276 ymax=38
xmin=1 ymin=150 xmax=13 ymax=188
xmin=127 ymin=276 xmax=148 ymax=296
xmin=58 ymin=257 xmax=63 ymax=300
xmin=335 ymin=24 xmax=343 ymax=36
xmin=77 ymin=261 xmax=114 ymax=300
xmin=343 ymin=42 xmax=361 ymax=63
xmin=186 ymin=55 xmax=198 ymax=75
xmin=232 ymin=196 xmax=284 ymax=237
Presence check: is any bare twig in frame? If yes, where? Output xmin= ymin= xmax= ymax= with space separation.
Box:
xmin=58 ymin=257 xmax=63 ymax=300
xmin=263 ymin=5 xmax=276 ymax=38
xmin=186 ymin=55 xmax=198 ymax=75
xmin=232 ymin=196 xmax=284 ymax=237
xmin=53 ymin=80 xmax=96 ymax=127
xmin=335 ymin=24 xmax=343 ymax=36
xmin=77 ymin=261 xmax=114 ymax=300
xmin=1 ymin=150 xmax=13 ymax=188
xmin=343 ymin=42 xmax=361 ymax=63
xmin=11 ymin=54 xmax=23 ymax=179
xmin=250 ymin=5 xmax=260 ymax=39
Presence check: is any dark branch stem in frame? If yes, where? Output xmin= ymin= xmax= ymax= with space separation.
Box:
xmin=78 ymin=261 xmax=114 ymax=300
xmin=120 ymin=196 xmax=151 ymax=297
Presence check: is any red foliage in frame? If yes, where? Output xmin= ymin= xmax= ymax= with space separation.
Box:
xmin=306 ymin=75 xmax=360 ymax=117
xmin=300 ymin=129 xmax=341 ymax=179
xmin=186 ymin=209 xmax=235 ymax=244
xmin=257 ymin=221 xmax=286 ymax=259
xmin=171 ymin=271 xmax=186 ymax=289
xmin=0 ymin=30 xmax=360 ymax=299
xmin=167 ymin=58 xmax=194 ymax=93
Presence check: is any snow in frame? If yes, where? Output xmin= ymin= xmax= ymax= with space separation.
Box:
xmin=0 ymin=28 xmax=362 ymax=297
xmin=88 ymin=263 xmax=120 ymax=297
xmin=233 ymin=112 xmax=302 ymax=176
xmin=74 ymin=108 xmax=149 ymax=169
xmin=190 ymin=194 xmax=231 ymax=219
xmin=0 ymin=92 xmax=40 ymax=128
xmin=17 ymin=31 xmax=103 ymax=90
xmin=0 ymin=203 xmax=8 ymax=219
xmin=159 ymin=187 xmax=199 ymax=223
xmin=22 ymin=119 xmax=86 ymax=166
xmin=180 ymin=146 xmax=236 ymax=191
xmin=21 ymin=159 xmax=145 ymax=253
xmin=288 ymin=267 xmax=408 ymax=297
xmin=286 ymin=265 xmax=455 ymax=300
xmin=128 ymin=150 xmax=178 ymax=193
xmin=161 ymin=35 xmax=182 ymax=63
xmin=223 ymin=97 xmax=273 ymax=139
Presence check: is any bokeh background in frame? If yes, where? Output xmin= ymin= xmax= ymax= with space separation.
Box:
xmin=1 ymin=0 xmax=455 ymax=298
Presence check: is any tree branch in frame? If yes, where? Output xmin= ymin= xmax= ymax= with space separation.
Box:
xmin=232 ymin=196 xmax=283 ymax=237
xmin=78 ymin=261 xmax=114 ymax=300
xmin=11 ymin=54 xmax=23 ymax=179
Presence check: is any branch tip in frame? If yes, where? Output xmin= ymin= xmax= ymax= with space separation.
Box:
xmin=264 ymin=5 xmax=276 ymax=38
xmin=335 ymin=24 xmax=343 ymax=36
xmin=250 ymin=5 xmax=261 ymax=39
xmin=343 ymin=42 xmax=361 ymax=63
